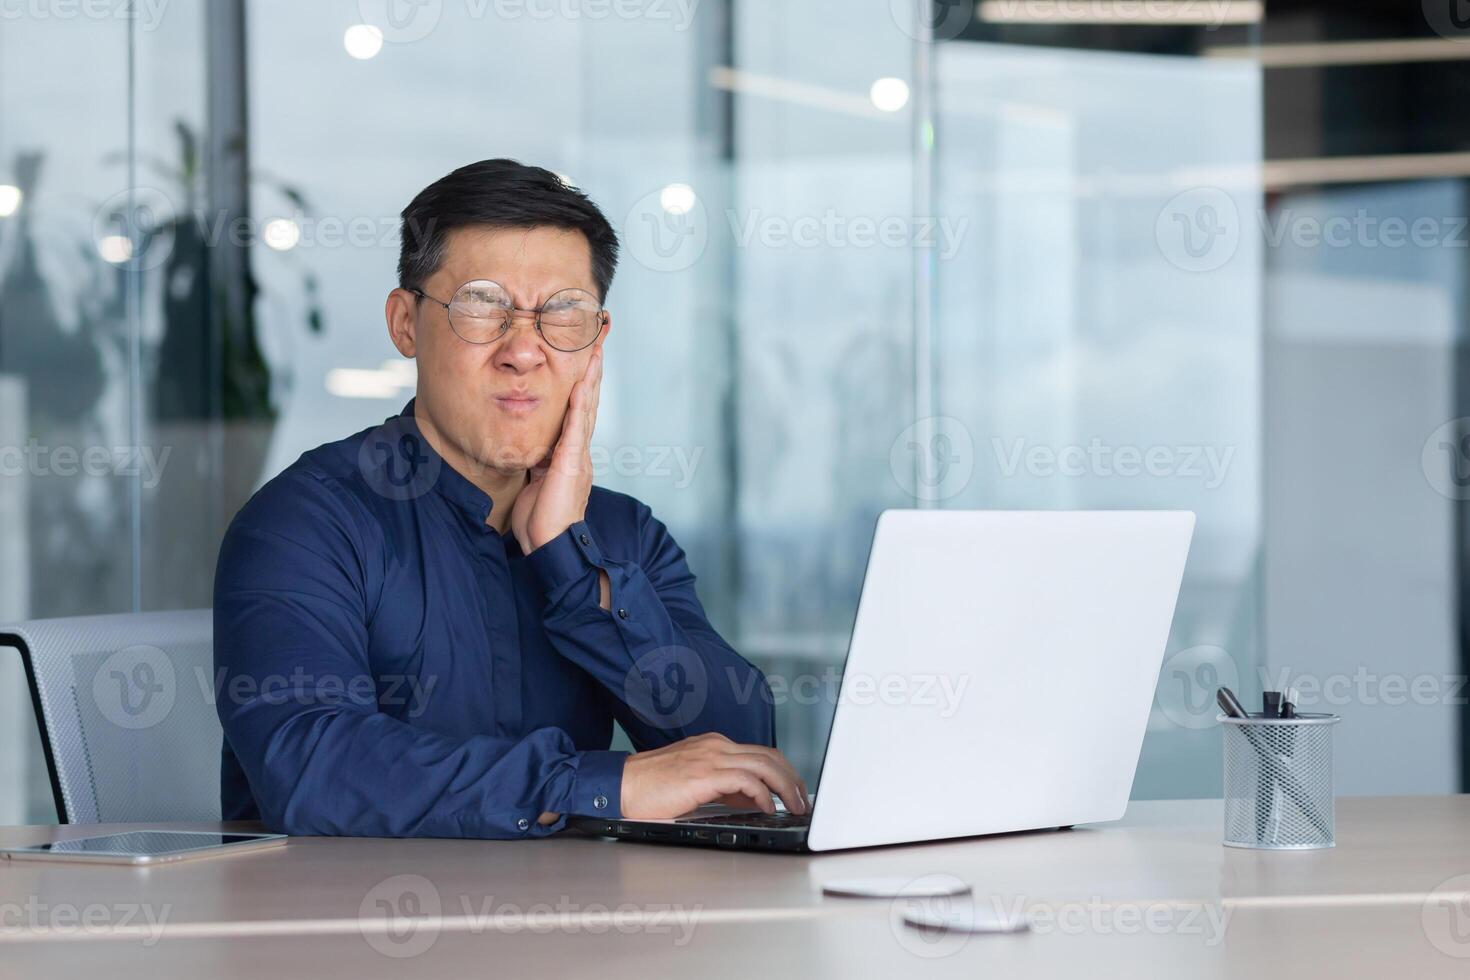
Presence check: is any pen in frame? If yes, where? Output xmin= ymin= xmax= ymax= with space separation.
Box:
xmin=1218 ymin=686 xmax=1269 ymax=839
xmin=1216 ymin=687 xmax=1249 ymax=719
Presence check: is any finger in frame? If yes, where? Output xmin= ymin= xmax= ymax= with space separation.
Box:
xmin=583 ymin=341 xmax=603 ymax=387
xmin=715 ymin=755 xmax=805 ymax=815
xmin=725 ymin=747 xmax=807 ymax=813
xmin=713 ymin=793 xmax=765 ymax=812
xmin=708 ymin=772 xmax=775 ymax=814
xmin=586 ymin=347 xmax=603 ymax=431
xmin=549 ymin=410 xmax=589 ymax=480
xmin=576 ymin=350 xmax=601 ymax=451
xmin=723 ymin=744 xmax=803 ymax=788
xmin=558 ymin=384 xmax=590 ymax=459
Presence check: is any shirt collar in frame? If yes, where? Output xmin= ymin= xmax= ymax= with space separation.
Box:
xmin=396 ymin=398 xmax=496 ymax=526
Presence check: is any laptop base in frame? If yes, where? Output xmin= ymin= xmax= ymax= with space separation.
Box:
xmin=568 ymin=815 xmax=810 ymax=853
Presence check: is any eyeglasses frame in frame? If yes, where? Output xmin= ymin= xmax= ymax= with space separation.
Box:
xmin=409 ymin=279 xmax=608 ymax=353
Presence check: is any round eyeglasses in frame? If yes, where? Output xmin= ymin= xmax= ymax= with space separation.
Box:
xmin=410 ymin=279 xmax=606 ymax=353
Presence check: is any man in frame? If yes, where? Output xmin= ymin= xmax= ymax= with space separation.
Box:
xmin=214 ymin=159 xmax=807 ymax=838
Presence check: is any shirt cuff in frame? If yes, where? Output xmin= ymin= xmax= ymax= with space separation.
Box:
xmin=566 ymin=749 xmax=627 ymax=818
xmin=526 ymin=521 xmax=604 ymax=595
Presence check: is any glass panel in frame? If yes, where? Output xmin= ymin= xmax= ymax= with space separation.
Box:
xmin=1263 ymin=179 xmax=1463 ymax=794
xmin=133 ymin=2 xmax=223 ymax=612
xmin=724 ymin=2 xmax=915 ymax=779
xmin=0 ymin=13 xmax=134 ymax=823
xmin=932 ymin=42 xmax=1263 ymax=798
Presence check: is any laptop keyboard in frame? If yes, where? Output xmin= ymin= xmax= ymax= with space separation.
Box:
xmin=675 ymin=811 xmax=811 ymax=830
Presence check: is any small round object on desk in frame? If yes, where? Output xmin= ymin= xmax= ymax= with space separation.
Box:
xmin=821 ymin=874 xmax=971 ymax=899
xmin=902 ymin=903 xmax=1031 ymax=935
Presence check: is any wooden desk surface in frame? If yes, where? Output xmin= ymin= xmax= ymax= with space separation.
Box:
xmin=1 ymin=901 xmax=1467 ymax=979
xmin=0 ymin=796 xmax=1466 ymax=948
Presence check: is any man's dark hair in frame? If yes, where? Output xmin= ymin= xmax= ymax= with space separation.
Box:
xmin=397 ymin=159 xmax=620 ymax=302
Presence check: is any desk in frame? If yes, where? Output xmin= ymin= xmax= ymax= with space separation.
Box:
xmin=1 ymin=796 xmax=1467 ymax=977
xmin=0 ymin=898 xmax=1465 ymax=978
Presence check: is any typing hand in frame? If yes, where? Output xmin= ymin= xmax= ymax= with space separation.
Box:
xmin=511 ymin=345 xmax=603 ymax=555
xmin=620 ymin=733 xmax=810 ymax=819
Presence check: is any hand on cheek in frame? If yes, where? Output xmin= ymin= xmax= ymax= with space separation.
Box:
xmin=510 ymin=346 xmax=603 ymax=556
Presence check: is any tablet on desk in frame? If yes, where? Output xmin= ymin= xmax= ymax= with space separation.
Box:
xmin=0 ymin=830 xmax=287 ymax=866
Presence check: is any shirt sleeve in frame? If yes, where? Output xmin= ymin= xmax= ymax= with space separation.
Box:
xmin=213 ymin=472 xmax=626 ymax=839
xmin=523 ymin=499 xmax=776 ymax=751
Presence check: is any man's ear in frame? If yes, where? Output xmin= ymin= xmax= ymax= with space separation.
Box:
xmin=595 ymin=309 xmax=612 ymax=348
xmin=386 ymin=287 xmax=418 ymax=358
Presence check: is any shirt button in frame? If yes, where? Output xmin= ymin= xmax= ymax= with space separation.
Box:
xmin=617 ymin=607 xmax=629 ymax=620
xmin=516 ymin=817 xmax=530 ymax=831
xmin=593 ymin=794 xmax=609 ymax=810
xmin=579 ymin=533 xmax=590 ymax=546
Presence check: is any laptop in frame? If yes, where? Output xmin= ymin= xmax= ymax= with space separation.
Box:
xmin=569 ymin=509 xmax=1195 ymax=852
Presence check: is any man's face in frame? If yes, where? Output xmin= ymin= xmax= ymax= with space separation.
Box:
xmin=389 ymin=224 xmax=608 ymax=476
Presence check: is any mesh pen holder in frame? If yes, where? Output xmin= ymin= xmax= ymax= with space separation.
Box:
xmin=1220 ymin=713 xmax=1339 ymax=850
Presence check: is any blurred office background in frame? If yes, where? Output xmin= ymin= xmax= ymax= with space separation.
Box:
xmin=0 ymin=0 xmax=1463 ymax=823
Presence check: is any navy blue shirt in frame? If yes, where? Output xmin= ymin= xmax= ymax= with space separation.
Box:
xmin=214 ymin=400 xmax=774 ymax=839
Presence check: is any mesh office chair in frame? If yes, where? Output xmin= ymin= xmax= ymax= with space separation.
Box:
xmin=0 ymin=609 xmax=221 ymax=823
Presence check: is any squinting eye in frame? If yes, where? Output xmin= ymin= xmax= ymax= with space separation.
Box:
xmin=456 ymin=301 xmax=507 ymax=318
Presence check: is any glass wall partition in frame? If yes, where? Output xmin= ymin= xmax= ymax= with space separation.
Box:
xmin=23 ymin=2 xmax=1467 ymax=824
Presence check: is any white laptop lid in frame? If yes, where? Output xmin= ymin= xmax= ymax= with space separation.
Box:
xmin=806 ymin=509 xmax=1195 ymax=852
